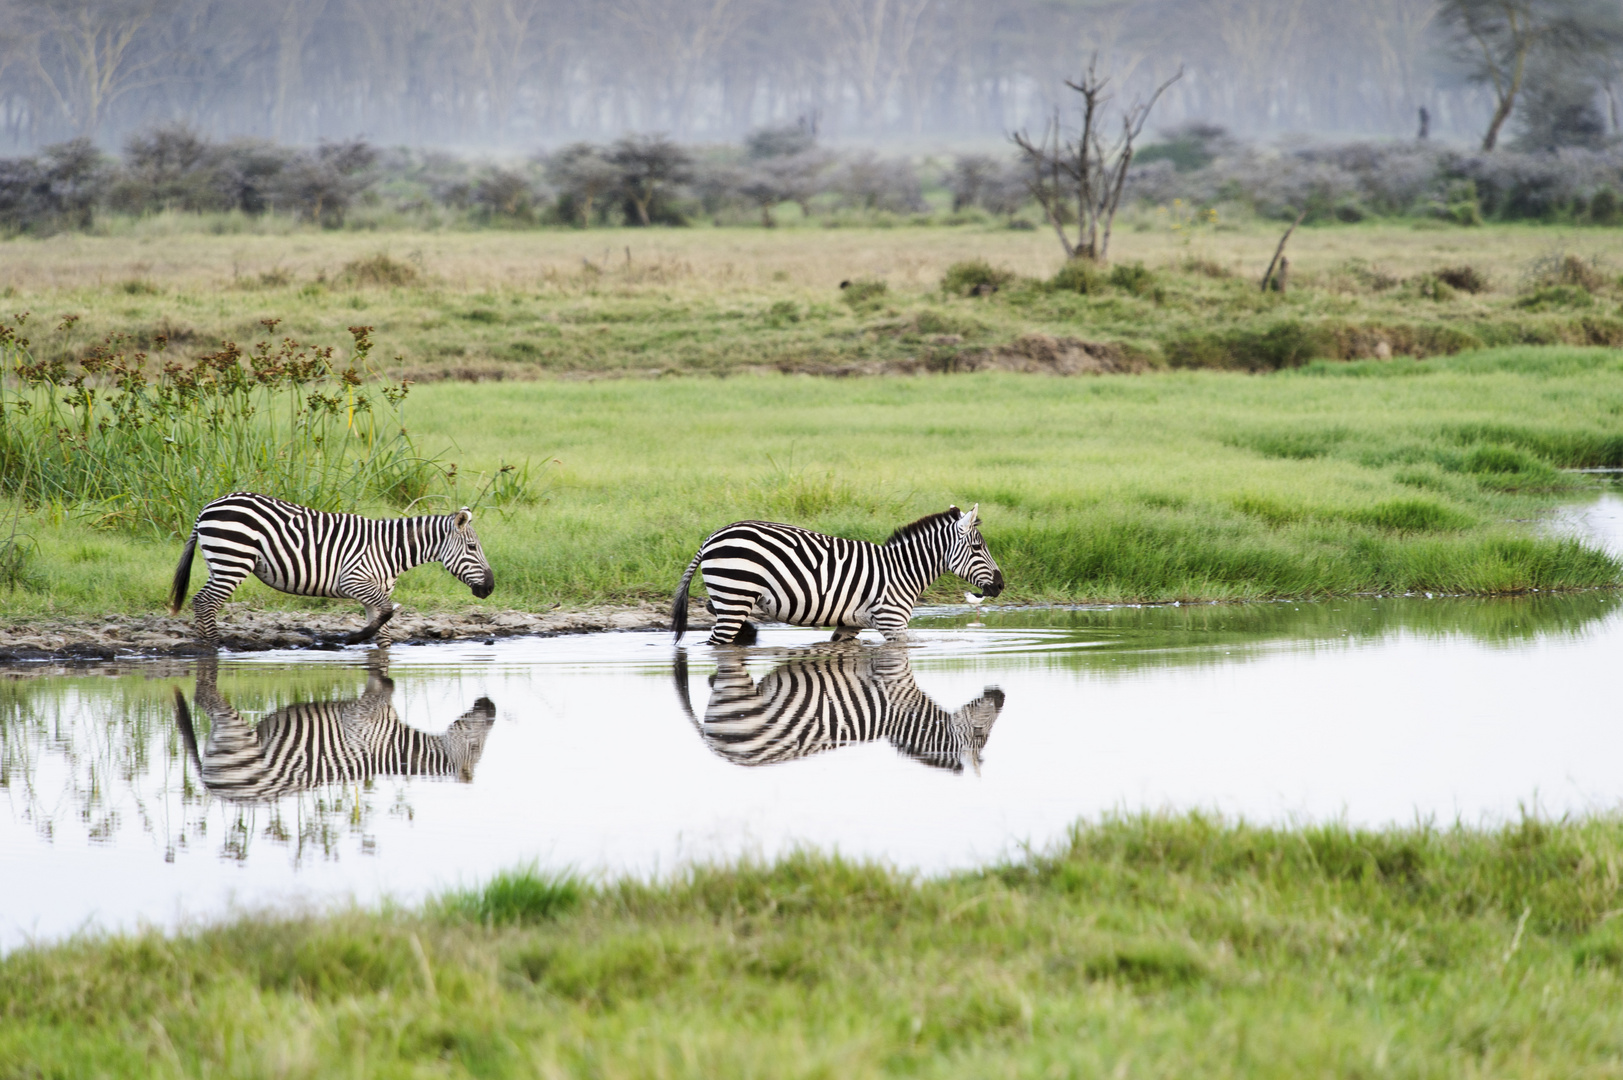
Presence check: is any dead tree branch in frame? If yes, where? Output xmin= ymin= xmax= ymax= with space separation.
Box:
xmin=1012 ymin=58 xmax=1182 ymax=264
xmin=1261 ymin=208 xmax=1309 ymax=293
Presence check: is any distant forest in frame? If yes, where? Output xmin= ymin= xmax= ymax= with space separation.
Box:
xmin=0 ymin=0 xmax=1537 ymax=150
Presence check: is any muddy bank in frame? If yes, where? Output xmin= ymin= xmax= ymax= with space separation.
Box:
xmin=0 ymin=602 xmax=700 ymax=662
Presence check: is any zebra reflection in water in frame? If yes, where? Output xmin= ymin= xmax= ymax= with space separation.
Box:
xmin=674 ymin=647 xmax=1004 ymax=773
xmin=174 ymin=658 xmax=497 ymax=803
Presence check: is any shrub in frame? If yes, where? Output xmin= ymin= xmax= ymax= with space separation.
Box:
xmin=1435 ymin=265 xmax=1489 ymax=293
xmin=471 ymin=168 xmax=538 ymax=221
xmin=1050 ymin=261 xmax=1102 ymax=294
xmin=0 ymin=139 xmax=107 ymax=234
xmin=1527 ymin=252 xmax=1608 ymax=292
xmin=1516 ymin=285 xmax=1595 ymax=311
xmin=1166 ymin=321 xmax=1330 ymax=371
xmin=1590 ymin=188 xmax=1620 ymax=225
xmin=1181 ymin=256 xmax=1232 ymax=278
xmin=839 ymin=278 xmax=888 ymax=308
xmin=941 ymin=259 xmax=1015 ymax=297
xmin=342 ymin=254 xmax=419 ymax=287
xmin=1107 ymin=262 xmax=1157 ymax=296
xmin=830 ymin=153 xmax=924 ymax=214
xmin=1412 ymin=275 xmax=1457 ymax=302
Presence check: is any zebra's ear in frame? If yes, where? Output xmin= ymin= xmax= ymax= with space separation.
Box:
xmin=968 ymin=503 xmax=980 ymax=527
xmin=454 ymin=507 xmax=473 ymax=528
xmin=948 ymin=504 xmax=962 ymax=518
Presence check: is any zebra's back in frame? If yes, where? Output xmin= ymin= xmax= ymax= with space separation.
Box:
xmin=195 ymin=493 xmax=383 ymax=599
xmin=699 ymin=520 xmax=885 ymax=629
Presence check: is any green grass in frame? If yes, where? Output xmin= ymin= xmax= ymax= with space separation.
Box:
xmin=2 ymin=345 xmax=1620 ymax=617
xmin=7 ymin=814 xmax=1623 ymax=1077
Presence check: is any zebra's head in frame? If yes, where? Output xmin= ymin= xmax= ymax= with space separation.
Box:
xmin=947 ymin=504 xmax=1004 ymax=598
xmin=440 ymin=508 xmax=495 ymax=598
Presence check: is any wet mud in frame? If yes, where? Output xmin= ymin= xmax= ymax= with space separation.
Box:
xmin=0 ymin=601 xmax=702 ymax=661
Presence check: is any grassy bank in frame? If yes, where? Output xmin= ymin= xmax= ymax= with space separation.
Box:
xmin=2 ymin=221 xmax=1620 ymax=379
xmin=1 ymin=345 xmax=1619 ymax=619
xmin=7 ymin=814 xmax=1623 ymax=1076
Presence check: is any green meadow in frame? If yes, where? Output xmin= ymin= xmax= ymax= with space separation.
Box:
xmin=2 ymin=219 xmax=1620 ymax=381
xmin=8 ymin=814 xmax=1623 ymax=1077
xmin=4 ymin=344 xmax=1621 ymax=618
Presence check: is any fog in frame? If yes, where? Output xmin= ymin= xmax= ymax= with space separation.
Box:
xmin=0 ymin=0 xmax=1506 ymax=152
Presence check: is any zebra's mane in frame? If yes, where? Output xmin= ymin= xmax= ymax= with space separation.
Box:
xmin=883 ymin=508 xmax=960 ymax=547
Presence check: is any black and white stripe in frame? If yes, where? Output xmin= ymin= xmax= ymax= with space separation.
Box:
xmin=169 ymin=491 xmax=495 ymax=646
xmin=673 ymin=647 xmax=1004 ymax=773
xmin=671 ymin=504 xmax=1004 ymax=645
xmin=174 ymin=661 xmax=497 ymax=803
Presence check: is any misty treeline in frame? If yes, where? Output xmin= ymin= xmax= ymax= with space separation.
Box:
xmin=6 ymin=117 xmax=1623 ymax=237
xmin=5 ymin=0 xmax=1614 ymax=150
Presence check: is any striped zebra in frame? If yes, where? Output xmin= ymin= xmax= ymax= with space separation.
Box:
xmin=169 ymin=492 xmax=495 ymax=646
xmin=671 ymin=504 xmax=1004 ymax=646
xmin=672 ymin=646 xmax=1004 ymax=773
xmin=173 ymin=659 xmax=497 ymax=803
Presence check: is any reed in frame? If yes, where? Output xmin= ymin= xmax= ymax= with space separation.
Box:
xmin=0 ymin=316 xmax=441 ymax=537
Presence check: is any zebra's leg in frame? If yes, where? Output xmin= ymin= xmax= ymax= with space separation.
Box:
xmin=830 ymin=625 xmax=860 ymax=642
xmin=734 ymin=621 xmax=759 ymax=646
xmin=875 ymin=612 xmax=912 ymax=645
xmin=191 ymin=562 xmax=253 ymax=647
xmin=706 ymin=599 xmax=755 ymax=646
xmin=340 ymin=573 xmax=398 ymax=645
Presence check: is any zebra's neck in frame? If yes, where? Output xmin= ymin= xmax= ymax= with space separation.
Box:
xmin=395 ymin=514 xmax=453 ymax=573
xmin=880 ymin=522 xmax=951 ymax=605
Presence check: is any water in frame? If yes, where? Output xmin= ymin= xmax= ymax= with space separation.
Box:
xmin=4 ymin=497 xmax=1623 ymax=950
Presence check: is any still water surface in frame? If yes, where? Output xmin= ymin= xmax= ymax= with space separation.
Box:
xmin=5 ymin=579 xmax=1623 ymax=949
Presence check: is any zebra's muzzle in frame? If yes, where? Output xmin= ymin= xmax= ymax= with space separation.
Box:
xmin=472 ymin=574 xmax=495 ymax=599
xmin=979 ymin=570 xmax=1005 ymax=599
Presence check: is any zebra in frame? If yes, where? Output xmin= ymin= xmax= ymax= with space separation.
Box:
xmin=672 ymin=646 xmax=1005 ymax=773
xmin=671 ymin=504 xmax=1004 ymax=646
xmin=173 ymin=658 xmax=497 ymax=803
xmin=169 ymin=492 xmax=495 ymax=646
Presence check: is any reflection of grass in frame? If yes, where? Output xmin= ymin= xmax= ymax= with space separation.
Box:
xmin=3 ymin=349 xmax=1622 ymax=615
xmin=912 ymin=591 xmax=1622 ymax=675
xmin=9 ymin=813 xmax=1623 ymax=1074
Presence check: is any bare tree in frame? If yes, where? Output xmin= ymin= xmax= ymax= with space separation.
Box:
xmin=1012 ymin=58 xmax=1181 ymax=263
xmin=22 ymin=0 xmax=167 ymax=135
xmin=1439 ymin=0 xmax=1623 ymax=151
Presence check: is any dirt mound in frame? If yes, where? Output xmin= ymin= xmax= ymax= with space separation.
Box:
xmin=763 ymin=333 xmax=1142 ymax=378
xmin=956 ymin=333 xmax=1143 ymax=374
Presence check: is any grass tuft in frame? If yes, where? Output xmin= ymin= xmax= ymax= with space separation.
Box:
xmin=434 ymin=866 xmax=583 ymax=926
xmin=341 ymin=253 xmax=420 ymax=287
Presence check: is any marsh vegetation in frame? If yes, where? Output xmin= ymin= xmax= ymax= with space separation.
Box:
xmin=8 ymin=814 xmax=1623 ymax=1077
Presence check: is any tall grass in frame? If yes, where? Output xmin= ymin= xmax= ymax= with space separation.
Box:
xmin=0 ymin=316 xmax=441 ymax=536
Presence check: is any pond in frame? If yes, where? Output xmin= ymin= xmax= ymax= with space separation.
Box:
xmin=4 ymin=495 xmax=1623 ymax=950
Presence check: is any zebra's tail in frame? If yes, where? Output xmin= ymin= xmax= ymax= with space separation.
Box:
xmin=671 ymin=651 xmax=697 ymax=723
xmin=168 ymin=531 xmax=198 ymax=616
xmin=671 ymin=549 xmax=703 ymax=641
xmin=172 ymin=687 xmax=203 ymax=774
